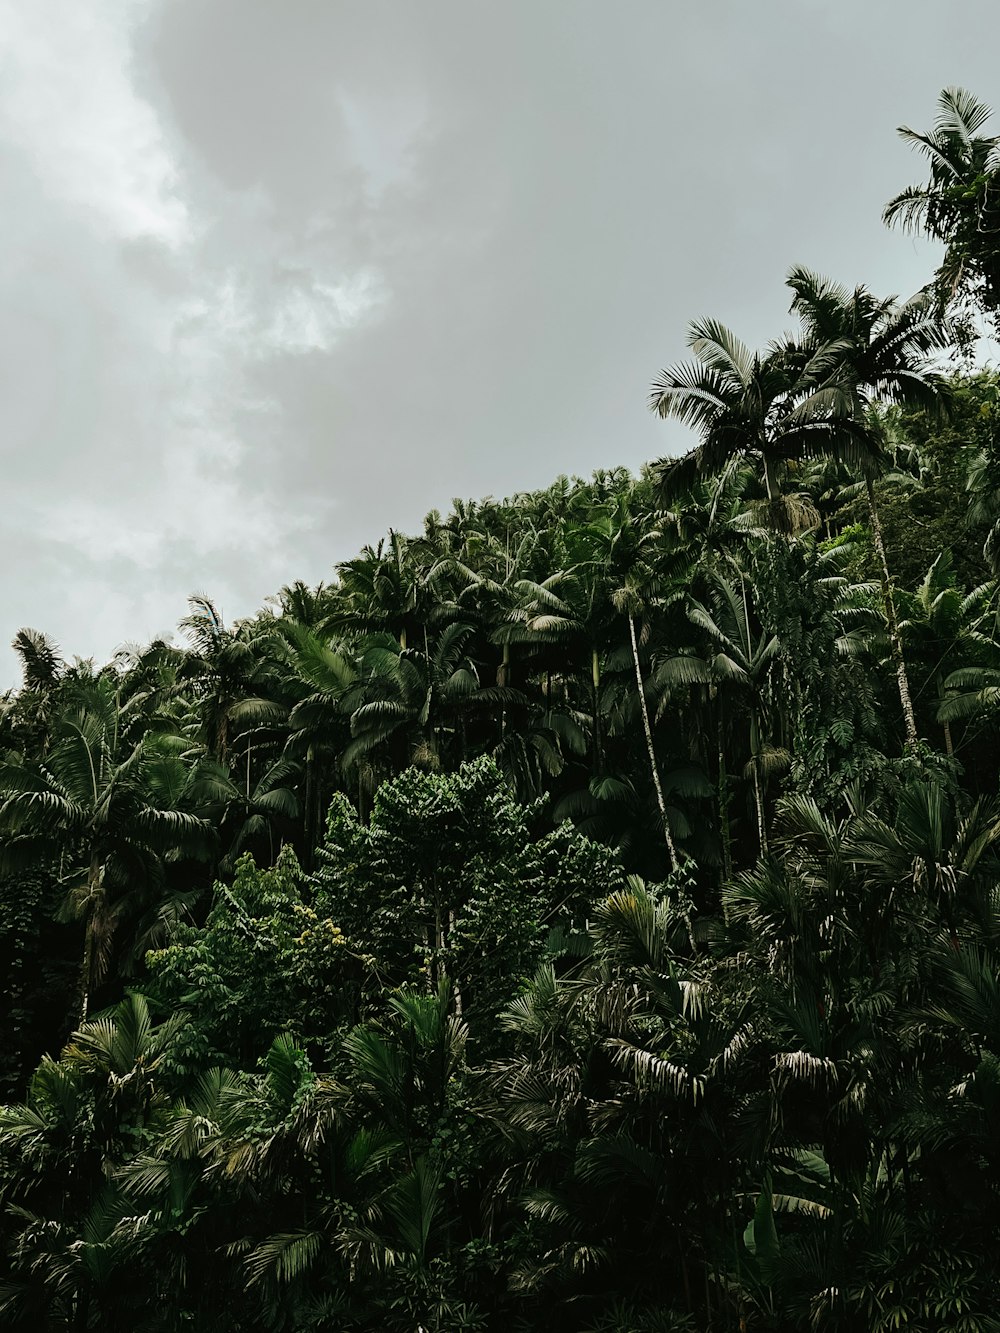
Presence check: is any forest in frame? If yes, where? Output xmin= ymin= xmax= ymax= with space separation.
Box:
xmin=3 ymin=86 xmax=1000 ymax=1331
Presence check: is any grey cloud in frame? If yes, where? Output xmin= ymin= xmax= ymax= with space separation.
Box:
xmin=4 ymin=0 xmax=998 ymax=685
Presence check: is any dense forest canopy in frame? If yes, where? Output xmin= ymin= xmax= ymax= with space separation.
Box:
xmin=5 ymin=86 xmax=1000 ymax=1331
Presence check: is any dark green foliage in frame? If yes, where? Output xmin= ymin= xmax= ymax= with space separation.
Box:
xmin=885 ymin=87 xmax=1000 ymax=333
xmin=0 ymin=871 xmax=77 ymax=1099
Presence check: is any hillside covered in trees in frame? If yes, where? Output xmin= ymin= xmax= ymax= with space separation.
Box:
xmin=5 ymin=87 xmax=1000 ymax=1331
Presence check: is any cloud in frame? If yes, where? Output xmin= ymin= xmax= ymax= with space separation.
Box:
xmin=3 ymin=0 xmax=996 ymax=687
xmin=0 ymin=0 xmax=188 ymax=245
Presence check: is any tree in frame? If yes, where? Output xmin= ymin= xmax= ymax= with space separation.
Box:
xmin=650 ymin=318 xmax=879 ymax=532
xmin=0 ymin=994 xmax=186 ymax=1330
xmin=786 ymin=267 xmax=950 ymax=747
xmin=0 ymin=674 xmax=214 ymax=1018
xmin=884 ymin=87 xmax=1000 ymax=331
xmin=312 ymin=757 xmax=623 ymax=1032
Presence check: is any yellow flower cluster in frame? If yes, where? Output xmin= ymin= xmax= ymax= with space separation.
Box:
xmin=292 ymin=904 xmax=345 ymax=947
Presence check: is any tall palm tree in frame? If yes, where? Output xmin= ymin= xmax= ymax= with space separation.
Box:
xmin=0 ymin=994 xmax=187 ymax=1330
xmin=0 ymin=676 xmax=214 ymax=1017
xmin=650 ymin=318 xmax=879 ymax=533
xmin=343 ymin=624 xmax=484 ymax=777
xmin=336 ymin=530 xmax=433 ymax=650
xmin=897 ymin=551 xmax=998 ymax=753
xmin=178 ymin=596 xmax=275 ymax=765
xmin=884 ymin=86 xmax=1000 ymax=325
xmin=658 ymin=572 xmax=782 ymax=858
xmin=787 ymin=268 xmax=950 ymax=746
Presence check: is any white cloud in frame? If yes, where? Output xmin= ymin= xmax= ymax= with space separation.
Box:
xmin=0 ymin=0 xmax=189 ymax=245
xmin=264 ymin=269 xmax=387 ymax=354
xmin=1 ymin=0 xmax=996 ymax=693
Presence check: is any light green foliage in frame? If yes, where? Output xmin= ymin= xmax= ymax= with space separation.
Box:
xmin=145 ymin=846 xmax=372 ymax=1071
xmin=313 ymin=757 xmax=625 ymax=1036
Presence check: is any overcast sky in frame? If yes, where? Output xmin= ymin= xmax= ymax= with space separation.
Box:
xmin=2 ymin=0 xmax=997 ymax=686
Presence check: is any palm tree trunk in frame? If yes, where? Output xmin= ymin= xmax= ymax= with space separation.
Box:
xmin=499 ymin=642 xmax=511 ymax=741
xmin=866 ymin=477 xmax=919 ymax=748
xmin=79 ymin=926 xmax=94 ymax=1024
xmin=763 ymin=453 xmax=779 ymax=501
xmin=304 ymin=746 xmax=316 ymax=865
xmin=591 ymin=646 xmax=602 ymax=772
xmin=629 ymin=614 xmax=679 ymax=872
xmin=750 ymin=712 xmax=768 ymax=857
xmin=79 ymin=854 xmax=102 ymax=1022
xmin=448 ymin=908 xmax=463 ymax=1017
xmin=717 ymin=711 xmax=732 ymax=885
xmin=74 ymin=1287 xmax=90 ymax=1333
xmin=937 ymin=671 xmax=954 ymax=755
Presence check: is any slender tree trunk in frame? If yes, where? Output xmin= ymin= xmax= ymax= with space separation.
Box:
xmin=750 ymin=712 xmax=768 ymax=857
xmin=449 ymin=908 xmax=463 ymax=1016
xmin=74 ymin=1287 xmax=90 ymax=1333
xmin=499 ymin=642 xmax=511 ymax=741
xmin=937 ymin=671 xmax=954 ymax=756
xmin=78 ymin=854 xmax=102 ymax=1023
xmin=763 ymin=453 xmax=779 ymax=502
xmin=717 ymin=710 xmax=733 ymax=885
xmin=629 ymin=614 xmax=679 ymax=872
xmin=866 ymin=476 xmax=919 ymax=748
xmin=679 ymin=1241 xmax=694 ymax=1314
xmin=79 ymin=926 xmax=94 ymax=1024
xmin=499 ymin=641 xmax=510 ymax=687
xmin=304 ymin=745 xmax=316 ymax=865
xmin=591 ymin=646 xmax=602 ymax=772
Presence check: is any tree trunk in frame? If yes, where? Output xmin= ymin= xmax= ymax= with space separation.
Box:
xmin=449 ymin=909 xmax=463 ymax=1016
xmin=750 ymin=711 xmax=768 ymax=857
xmin=763 ymin=453 xmax=779 ymax=501
xmin=79 ymin=926 xmax=94 ymax=1024
xmin=499 ymin=642 xmax=511 ymax=741
xmin=78 ymin=854 xmax=102 ymax=1023
xmin=304 ymin=745 xmax=316 ymax=865
xmin=866 ymin=476 xmax=919 ymax=748
xmin=718 ymin=712 xmax=733 ymax=886
xmin=629 ymin=614 xmax=679 ymax=872
xmin=937 ymin=671 xmax=954 ymax=756
xmin=591 ymin=646 xmax=602 ymax=772
xmin=499 ymin=641 xmax=510 ymax=688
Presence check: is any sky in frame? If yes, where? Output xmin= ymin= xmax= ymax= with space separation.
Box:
xmin=2 ymin=0 xmax=998 ymax=686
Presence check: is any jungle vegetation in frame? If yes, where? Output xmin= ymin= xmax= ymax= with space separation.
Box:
xmin=4 ymin=86 xmax=1000 ymax=1332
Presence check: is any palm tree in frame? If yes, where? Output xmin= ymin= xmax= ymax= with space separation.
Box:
xmin=194 ymin=754 xmax=301 ymax=869
xmin=896 ymin=551 xmax=998 ymax=753
xmin=2 ymin=629 xmax=68 ymax=760
xmin=336 ymin=529 xmax=434 ymax=650
xmin=650 ymin=318 xmax=879 ymax=533
xmin=884 ymin=86 xmax=1000 ymax=325
xmin=0 ymin=675 xmax=214 ymax=1017
xmin=786 ymin=268 xmax=950 ymax=746
xmin=0 ymin=994 xmax=187 ymax=1329
xmin=845 ymin=781 xmax=1000 ymax=944
xmin=658 ymin=572 xmax=782 ymax=858
xmin=344 ymin=623 xmax=484 ymax=776
xmin=178 ymin=595 xmax=275 ymax=765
